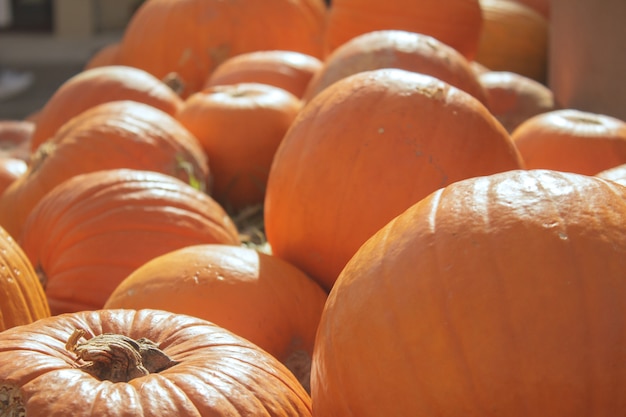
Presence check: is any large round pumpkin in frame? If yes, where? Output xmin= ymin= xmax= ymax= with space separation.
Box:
xmin=18 ymin=169 xmax=240 ymax=315
xmin=177 ymin=83 xmax=302 ymax=212
xmin=105 ymin=243 xmax=328 ymax=389
xmin=116 ymin=0 xmax=327 ymax=97
xmin=303 ymin=30 xmax=488 ymax=105
xmin=29 ymin=65 xmax=184 ymax=151
xmin=265 ymin=68 xmax=523 ymax=291
xmin=312 ymin=169 xmax=626 ymax=416
xmin=0 ymin=100 xmax=209 ymax=240
xmin=0 ymin=225 xmax=50 ymax=332
xmin=0 ymin=308 xmax=312 ymax=416
xmin=323 ymin=0 xmax=483 ymax=60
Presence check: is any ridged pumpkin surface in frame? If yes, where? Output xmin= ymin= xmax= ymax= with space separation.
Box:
xmin=30 ymin=65 xmax=184 ymax=151
xmin=0 ymin=100 xmax=209 ymax=240
xmin=19 ymin=169 xmax=240 ymax=315
xmin=312 ymin=169 xmax=626 ymax=416
xmin=0 ymin=309 xmax=312 ymax=416
xmin=324 ymin=0 xmax=483 ymax=60
xmin=117 ymin=0 xmax=327 ymax=97
xmin=105 ymin=243 xmax=328 ymax=388
xmin=265 ymin=68 xmax=523 ymax=291
xmin=0 ymin=226 xmax=50 ymax=332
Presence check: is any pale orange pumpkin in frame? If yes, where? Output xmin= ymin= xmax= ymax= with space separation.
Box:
xmin=312 ymin=169 xmax=626 ymax=416
xmin=177 ymin=83 xmax=302 ymax=212
xmin=265 ymin=68 xmax=523 ymax=291
xmin=303 ymin=30 xmax=488 ymax=105
xmin=19 ymin=169 xmax=240 ymax=315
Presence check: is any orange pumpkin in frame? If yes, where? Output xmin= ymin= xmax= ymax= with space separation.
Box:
xmin=312 ymin=169 xmax=626 ymax=416
xmin=204 ymin=50 xmax=323 ymax=99
xmin=511 ymin=0 xmax=550 ymax=19
xmin=0 ymin=309 xmax=312 ymax=416
xmin=30 ymin=65 xmax=184 ymax=151
xmin=0 ymin=100 xmax=209 ymax=240
xmin=0 ymin=225 xmax=50 ymax=332
xmin=105 ymin=243 xmax=328 ymax=389
xmin=303 ymin=30 xmax=488 ymax=105
xmin=265 ymin=68 xmax=523 ymax=291
xmin=0 ymin=157 xmax=27 ymax=196
xmin=596 ymin=163 xmax=626 ymax=187
xmin=324 ymin=0 xmax=483 ymax=60
xmin=19 ymin=169 xmax=240 ymax=315
xmin=177 ymin=83 xmax=302 ymax=212
xmin=0 ymin=119 xmax=34 ymax=162
xmin=511 ymin=109 xmax=626 ymax=175
xmin=479 ymin=70 xmax=557 ymax=132
xmin=117 ymin=0 xmax=327 ymax=97
xmin=83 ymin=42 xmax=120 ymax=70
xmin=476 ymin=0 xmax=548 ymax=83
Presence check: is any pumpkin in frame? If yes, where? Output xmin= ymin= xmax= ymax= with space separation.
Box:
xmin=511 ymin=109 xmax=626 ymax=175
xmin=303 ymin=30 xmax=488 ymax=105
xmin=0 ymin=119 xmax=34 ymax=162
xmin=19 ymin=168 xmax=240 ymax=315
xmin=511 ymin=0 xmax=550 ymax=18
xmin=0 ymin=225 xmax=49 ymax=332
xmin=596 ymin=163 xmax=626 ymax=187
xmin=116 ymin=0 xmax=327 ymax=97
xmin=323 ymin=0 xmax=483 ymax=60
xmin=0 ymin=157 xmax=27 ymax=196
xmin=177 ymin=83 xmax=302 ymax=212
xmin=476 ymin=0 xmax=548 ymax=83
xmin=204 ymin=50 xmax=323 ymax=99
xmin=83 ymin=42 xmax=120 ymax=70
xmin=479 ymin=70 xmax=557 ymax=132
xmin=0 ymin=100 xmax=209 ymax=240
xmin=29 ymin=65 xmax=184 ymax=151
xmin=311 ymin=169 xmax=626 ymax=416
xmin=105 ymin=243 xmax=328 ymax=390
xmin=265 ymin=68 xmax=523 ymax=291
xmin=0 ymin=308 xmax=312 ymax=416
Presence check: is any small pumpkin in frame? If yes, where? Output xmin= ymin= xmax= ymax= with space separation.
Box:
xmin=204 ymin=50 xmax=323 ymax=99
xmin=0 ymin=100 xmax=209 ymax=240
xmin=0 ymin=308 xmax=312 ymax=416
xmin=303 ymin=30 xmax=488 ymax=105
xmin=177 ymin=83 xmax=302 ymax=212
xmin=265 ymin=68 xmax=523 ymax=291
xmin=0 ymin=225 xmax=49 ymax=332
xmin=19 ymin=168 xmax=240 ymax=315
xmin=105 ymin=243 xmax=328 ymax=390
xmin=312 ymin=169 xmax=626 ymax=416
xmin=511 ymin=108 xmax=626 ymax=175
xmin=30 ymin=65 xmax=185 ymax=151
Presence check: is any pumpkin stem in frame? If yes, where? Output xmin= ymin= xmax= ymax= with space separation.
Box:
xmin=162 ymin=72 xmax=186 ymax=96
xmin=65 ymin=328 xmax=179 ymax=383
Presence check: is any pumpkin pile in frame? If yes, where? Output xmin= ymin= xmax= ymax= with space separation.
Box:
xmin=1 ymin=0 xmax=626 ymax=415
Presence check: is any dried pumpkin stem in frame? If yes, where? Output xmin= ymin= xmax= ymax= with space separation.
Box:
xmin=65 ymin=328 xmax=179 ymax=383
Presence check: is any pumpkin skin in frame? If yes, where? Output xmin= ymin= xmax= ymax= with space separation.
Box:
xmin=479 ymin=70 xmax=557 ymax=132
xmin=105 ymin=244 xmax=328 ymax=389
xmin=596 ymin=163 xmax=626 ymax=187
xmin=0 ymin=100 xmax=209 ymax=240
xmin=18 ymin=168 xmax=240 ymax=315
xmin=117 ymin=0 xmax=327 ymax=97
xmin=0 ymin=119 xmax=34 ymax=162
xmin=177 ymin=83 xmax=302 ymax=212
xmin=324 ymin=0 xmax=483 ymax=60
xmin=265 ymin=68 xmax=523 ymax=291
xmin=476 ymin=0 xmax=548 ymax=83
xmin=0 ymin=308 xmax=312 ymax=416
xmin=30 ymin=65 xmax=184 ymax=151
xmin=204 ymin=50 xmax=323 ymax=99
xmin=312 ymin=169 xmax=626 ymax=417
xmin=0 ymin=157 xmax=27 ymax=196
xmin=303 ymin=30 xmax=489 ymax=105
xmin=511 ymin=109 xmax=626 ymax=175
xmin=0 ymin=225 xmax=50 ymax=332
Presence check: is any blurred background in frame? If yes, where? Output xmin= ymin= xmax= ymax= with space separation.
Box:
xmin=0 ymin=0 xmax=145 ymax=119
